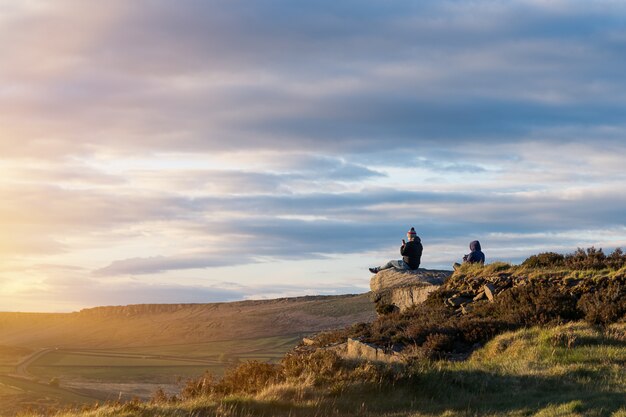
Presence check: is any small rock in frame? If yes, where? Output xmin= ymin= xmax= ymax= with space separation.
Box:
xmin=473 ymin=291 xmax=486 ymax=301
xmin=484 ymin=283 xmax=496 ymax=302
xmin=302 ymin=338 xmax=315 ymax=346
xmin=461 ymin=304 xmax=474 ymax=315
xmin=447 ymin=296 xmax=472 ymax=307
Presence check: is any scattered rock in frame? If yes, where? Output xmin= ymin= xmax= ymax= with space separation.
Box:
xmin=342 ymin=338 xmax=405 ymax=363
xmin=473 ymin=291 xmax=486 ymax=301
xmin=461 ymin=304 xmax=474 ymax=315
xmin=484 ymin=283 xmax=496 ymax=302
xmin=447 ymin=296 xmax=472 ymax=307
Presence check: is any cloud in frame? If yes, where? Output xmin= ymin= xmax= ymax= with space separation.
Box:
xmin=2 ymin=0 xmax=626 ymax=159
xmin=2 ymin=0 xmax=626 ymax=310
xmin=93 ymin=254 xmax=257 ymax=276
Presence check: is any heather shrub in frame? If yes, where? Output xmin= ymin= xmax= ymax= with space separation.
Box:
xmin=215 ymin=361 xmax=283 ymax=395
xmin=282 ymin=350 xmax=343 ymax=382
xmin=179 ymin=361 xmax=284 ymax=400
xmin=577 ymin=277 xmax=626 ymax=325
xmin=151 ymin=387 xmax=171 ymax=404
xmin=179 ymin=371 xmax=214 ymax=399
xmin=522 ymin=252 xmax=565 ymax=268
xmin=453 ymin=316 xmax=510 ymax=345
xmin=485 ymin=282 xmax=581 ymax=325
xmin=282 ymin=350 xmax=396 ymax=386
xmin=375 ymin=303 xmax=397 ymax=315
xmin=402 ymin=303 xmax=454 ymax=345
xmin=420 ymin=332 xmax=456 ymax=359
xmin=364 ymin=311 xmax=412 ymax=345
xmin=310 ymin=329 xmax=347 ymax=347
xmin=607 ymin=248 xmax=626 ymax=270
xmin=521 ymin=247 xmax=626 ymax=270
xmin=565 ymin=247 xmax=607 ymax=270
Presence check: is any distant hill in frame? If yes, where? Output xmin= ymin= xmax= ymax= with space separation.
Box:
xmin=0 ymin=294 xmax=375 ymax=349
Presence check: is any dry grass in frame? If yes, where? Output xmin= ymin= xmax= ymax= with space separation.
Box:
xmin=17 ymin=322 xmax=625 ymax=417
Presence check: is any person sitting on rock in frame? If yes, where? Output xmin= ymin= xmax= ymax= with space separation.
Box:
xmin=463 ymin=240 xmax=485 ymax=264
xmin=369 ymin=227 xmax=423 ymax=273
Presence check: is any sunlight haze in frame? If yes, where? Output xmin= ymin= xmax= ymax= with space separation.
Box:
xmin=2 ymin=0 xmax=626 ymax=312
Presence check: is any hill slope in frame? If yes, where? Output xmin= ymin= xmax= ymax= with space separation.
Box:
xmin=0 ymin=294 xmax=375 ymax=349
xmin=30 ymin=253 xmax=624 ymax=417
xmin=17 ymin=321 xmax=626 ymax=417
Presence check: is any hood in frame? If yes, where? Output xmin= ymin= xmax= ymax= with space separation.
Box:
xmin=470 ymin=240 xmax=481 ymax=252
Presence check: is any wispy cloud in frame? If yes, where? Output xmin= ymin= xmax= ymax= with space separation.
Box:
xmin=1 ymin=0 xmax=626 ymax=311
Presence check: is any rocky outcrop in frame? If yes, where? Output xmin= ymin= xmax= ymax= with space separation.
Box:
xmin=342 ymin=338 xmax=404 ymax=363
xmin=370 ymin=268 xmax=452 ymax=313
xmin=440 ymin=273 xmax=514 ymax=313
xmin=296 ymin=337 xmax=405 ymax=364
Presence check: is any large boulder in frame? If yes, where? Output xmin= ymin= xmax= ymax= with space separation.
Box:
xmin=370 ymin=268 xmax=452 ymax=313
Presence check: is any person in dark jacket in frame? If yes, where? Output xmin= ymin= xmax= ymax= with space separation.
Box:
xmin=463 ymin=240 xmax=485 ymax=264
xmin=369 ymin=227 xmax=423 ymax=273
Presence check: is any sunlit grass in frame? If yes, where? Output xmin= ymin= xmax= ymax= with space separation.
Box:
xmin=17 ymin=322 xmax=625 ymax=417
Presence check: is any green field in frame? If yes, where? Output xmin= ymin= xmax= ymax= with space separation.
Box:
xmin=27 ymin=334 xmax=302 ymax=382
xmin=108 ymin=334 xmax=302 ymax=359
xmin=0 ymin=374 xmax=95 ymax=417
xmin=0 ymin=335 xmax=304 ymax=416
xmin=0 ymin=345 xmax=32 ymax=367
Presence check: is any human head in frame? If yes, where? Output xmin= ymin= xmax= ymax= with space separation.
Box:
xmin=407 ymin=227 xmax=417 ymax=241
xmin=470 ymin=240 xmax=481 ymax=251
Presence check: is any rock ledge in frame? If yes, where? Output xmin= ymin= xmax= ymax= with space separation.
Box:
xmin=370 ymin=268 xmax=452 ymax=313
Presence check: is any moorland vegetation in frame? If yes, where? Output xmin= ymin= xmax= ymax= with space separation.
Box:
xmin=14 ymin=248 xmax=626 ymax=417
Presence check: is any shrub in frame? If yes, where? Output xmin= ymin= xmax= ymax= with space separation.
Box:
xmin=310 ymin=329 xmax=347 ymax=347
xmin=179 ymin=371 xmax=214 ymax=399
xmin=454 ymin=316 xmax=510 ymax=345
xmin=522 ymin=252 xmax=565 ymax=268
xmin=179 ymin=361 xmax=285 ymax=400
xmin=521 ymin=247 xmax=626 ymax=270
xmin=151 ymin=387 xmax=170 ymax=404
xmin=607 ymin=248 xmax=626 ymax=270
xmin=283 ymin=350 xmax=338 ymax=381
xmin=376 ymin=303 xmax=397 ymax=315
xmin=577 ymin=277 xmax=626 ymax=325
xmin=565 ymin=247 xmax=607 ymax=270
xmin=402 ymin=304 xmax=454 ymax=345
xmin=486 ymin=282 xmax=581 ymax=325
xmin=420 ymin=333 xmax=456 ymax=359
xmin=215 ymin=361 xmax=283 ymax=395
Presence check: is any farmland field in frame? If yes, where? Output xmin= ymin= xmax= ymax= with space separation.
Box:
xmin=0 ymin=334 xmax=304 ymax=416
xmin=0 ymin=345 xmax=33 ymax=374
xmin=0 ymin=294 xmax=374 ymax=416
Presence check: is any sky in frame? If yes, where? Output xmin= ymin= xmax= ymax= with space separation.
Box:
xmin=1 ymin=0 xmax=626 ymax=312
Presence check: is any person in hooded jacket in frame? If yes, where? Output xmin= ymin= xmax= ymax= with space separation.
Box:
xmin=463 ymin=240 xmax=485 ymax=264
xmin=369 ymin=227 xmax=423 ymax=273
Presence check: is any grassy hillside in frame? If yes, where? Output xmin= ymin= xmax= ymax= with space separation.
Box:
xmin=0 ymin=294 xmax=375 ymax=416
xmin=4 ymin=249 xmax=626 ymax=416
xmin=18 ymin=322 xmax=626 ymax=417
xmin=0 ymin=294 xmax=375 ymax=349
